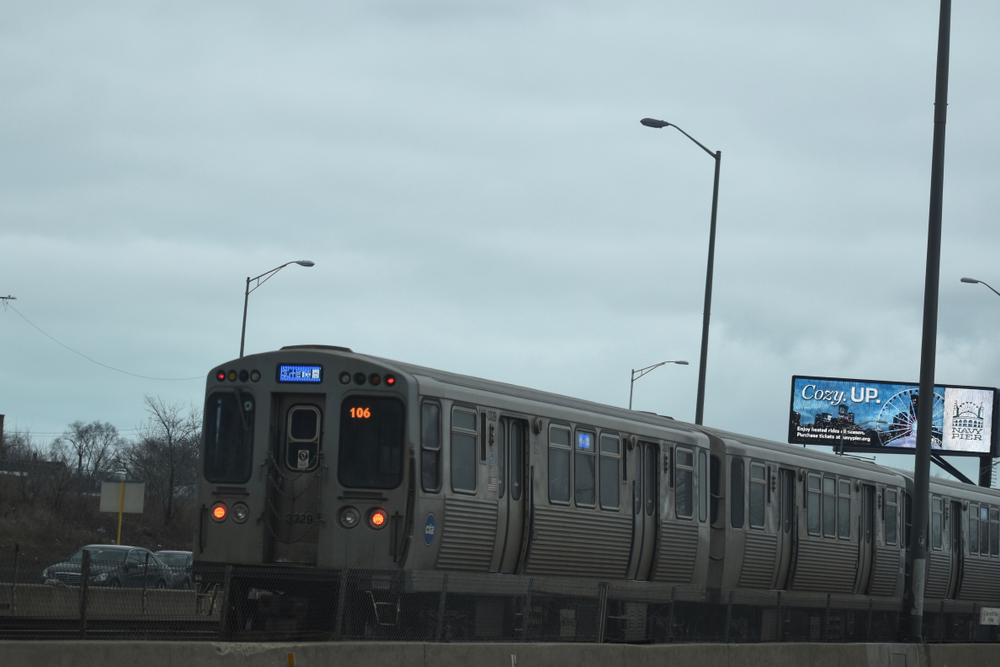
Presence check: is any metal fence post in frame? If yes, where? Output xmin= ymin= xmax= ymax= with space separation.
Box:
xmin=80 ymin=550 xmax=90 ymax=638
xmin=434 ymin=573 xmax=448 ymax=642
xmin=332 ymin=569 xmax=350 ymax=640
xmin=596 ymin=582 xmax=608 ymax=643
xmin=142 ymin=552 xmax=150 ymax=615
xmin=217 ymin=565 xmax=233 ymax=640
xmin=11 ymin=544 xmax=19 ymax=616
xmin=519 ymin=578 xmax=534 ymax=641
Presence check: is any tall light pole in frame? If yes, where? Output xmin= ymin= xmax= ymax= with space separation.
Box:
xmin=960 ymin=276 xmax=999 ymax=489
xmin=641 ymin=117 xmax=721 ymax=425
xmin=239 ymin=260 xmax=315 ymax=358
xmin=629 ymin=360 xmax=689 ymax=410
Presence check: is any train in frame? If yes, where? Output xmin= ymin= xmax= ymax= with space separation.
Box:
xmin=194 ymin=345 xmax=1000 ymax=642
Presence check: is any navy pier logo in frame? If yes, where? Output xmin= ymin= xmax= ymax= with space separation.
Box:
xmin=424 ymin=514 xmax=436 ymax=546
xmin=952 ymin=401 xmax=985 ymax=441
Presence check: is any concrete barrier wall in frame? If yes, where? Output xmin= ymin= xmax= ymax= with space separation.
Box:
xmin=1 ymin=641 xmax=997 ymax=667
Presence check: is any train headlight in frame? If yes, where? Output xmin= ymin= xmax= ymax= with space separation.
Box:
xmin=232 ymin=502 xmax=249 ymax=524
xmin=368 ymin=508 xmax=388 ymax=530
xmin=250 ymin=370 xmax=261 ymax=382
xmin=211 ymin=502 xmax=228 ymax=522
xmin=339 ymin=506 xmax=361 ymax=529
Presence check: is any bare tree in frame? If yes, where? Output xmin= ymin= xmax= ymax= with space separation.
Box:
xmin=119 ymin=396 xmax=201 ymax=524
xmin=56 ymin=421 xmax=124 ymax=495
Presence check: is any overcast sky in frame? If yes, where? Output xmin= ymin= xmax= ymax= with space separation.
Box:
xmin=2 ymin=1 xmax=998 ymax=480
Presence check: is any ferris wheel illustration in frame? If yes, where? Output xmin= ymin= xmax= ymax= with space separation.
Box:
xmin=876 ymin=388 xmax=944 ymax=448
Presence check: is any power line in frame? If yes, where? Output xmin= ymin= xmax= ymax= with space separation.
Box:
xmin=5 ymin=302 xmax=202 ymax=381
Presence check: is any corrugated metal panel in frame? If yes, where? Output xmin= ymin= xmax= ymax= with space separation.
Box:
xmin=958 ymin=557 xmax=1000 ymax=601
xmin=868 ymin=547 xmax=901 ymax=597
xmin=525 ymin=506 xmax=632 ymax=578
xmin=790 ymin=539 xmax=856 ymax=593
xmin=435 ymin=496 xmax=497 ymax=571
xmin=653 ymin=521 xmax=699 ymax=584
xmin=737 ymin=531 xmax=777 ymax=589
xmin=925 ymin=552 xmax=952 ymax=599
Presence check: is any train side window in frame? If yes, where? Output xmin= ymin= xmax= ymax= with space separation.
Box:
xmin=991 ymin=508 xmax=999 ymax=557
xmin=885 ymin=489 xmax=898 ymax=546
xmin=807 ymin=474 xmax=821 ymax=536
xmin=838 ymin=479 xmax=851 ymax=539
xmin=698 ymin=450 xmax=708 ymax=523
xmin=599 ymin=434 xmax=620 ymax=510
xmin=931 ymin=497 xmax=943 ymax=551
xmin=509 ymin=421 xmax=524 ymax=502
xmin=575 ymin=430 xmax=596 ymax=507
xmin=644 ymin=445 xmax=657 ymax=517
xmin=420 ymin=402 xmax=441 ymax=492
xmin=710 ymin=455 xmax=721 ymax=525
xmin=451 ymin=407 xmax=478 ymax=493
xmin=548 ymin=425 xmax=571 ymax=504
xmin=675 ymin=447 xmax=694 ymax=519
xmin=980 ymin=505 xmax=990 ymax=555
xmin=823 ymin=477 xmax=837 ymax=538
xmin=730 ymin=458 xmax=745 ymax=529
xmin=748 ymin=462 xmax=765 ymax=528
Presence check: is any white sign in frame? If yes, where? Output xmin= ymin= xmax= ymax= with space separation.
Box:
xmin=980 ymin=608 xmax=1000 ymax=626
xmin=99 ymin=482 xmax=145 ymax=514
xmin=297 ymin=449 xmax=310 ymax=469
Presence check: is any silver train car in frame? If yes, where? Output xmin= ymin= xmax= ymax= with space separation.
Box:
xmin=195 ymin=345 xmax=1000 ymax=641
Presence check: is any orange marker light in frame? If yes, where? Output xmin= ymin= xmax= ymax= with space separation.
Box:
xmin=211 ymin=503 xmax=228 ymax=522
xmin=369 ymin=509 xmax=388 ymax=529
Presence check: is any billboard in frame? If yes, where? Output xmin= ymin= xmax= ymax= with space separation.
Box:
xmin=788 ymin=375 xmax=998 ymax=456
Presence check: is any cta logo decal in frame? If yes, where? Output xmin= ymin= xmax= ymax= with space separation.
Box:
xmin=424 ymin=514 xmax=436 ymax=546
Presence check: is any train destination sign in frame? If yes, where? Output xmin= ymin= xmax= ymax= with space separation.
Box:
xmin=278 ymin=364 xmax=322 ymax=383
xmin=788 ymin=375 xmax=998 ymax=456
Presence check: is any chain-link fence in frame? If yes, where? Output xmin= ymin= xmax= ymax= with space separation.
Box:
xmin=2 ymin=546 xmax=999 ymax=643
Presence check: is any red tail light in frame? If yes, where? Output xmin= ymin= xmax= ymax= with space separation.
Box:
xmin=368 ymin=508 xmax=388 ymax=529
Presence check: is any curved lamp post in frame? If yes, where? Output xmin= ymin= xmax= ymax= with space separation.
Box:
xmin=629 ymin=360 xmax=689 ymax=410
xmin=961 ymin=276 xmax=1000 ymax=299
xmin=641 ymin=117 xmax=721 ymax=426
xmin=239 ymin=260 xmax=315 ymax=358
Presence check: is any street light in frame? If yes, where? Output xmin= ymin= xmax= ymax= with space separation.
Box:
xmin=629 ymin=360 xmax=689 ymax=410
xmin=641 ymin=117 xmax=721 ymax=426
xmin=239 ymin=260 xmax=315 ymax=358
xmin=961 ymin=276 xmax=1000 ymax=299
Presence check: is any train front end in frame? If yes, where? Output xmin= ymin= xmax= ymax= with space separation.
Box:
xmin=195 ymin=345 xmax=414 ymax=578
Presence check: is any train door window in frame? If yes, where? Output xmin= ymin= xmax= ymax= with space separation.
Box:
xmin=823 ymin=477 xmax=837 ymax=538
xmin=285 ymin=405 xmax=322 ymax=471
xmin=509 ymin=421 xmax=524 ymax=501
xmin=838 ymin=479 xmax=851 ymax=539
xmin=969 ymin=504 xmax=979 ymax=555
xmin=710 ymin=455 xmax=721 ymax=525
xmin=698 ymin=450 xmax=708 ymax=523
xmin=991 ymin=508 xmax=999 ymax=556
xmin=980 ymin=506 xmax=990 ymax=555
xmin=420 ymin=402 xmax=441 ymax=492
xmin=575 ymin=430 xmax=596 ymax=507
xmin=644 ymin=444 xmax=657 ymax=516
xmin=885 ymin=489 xmax=898 ymax=546
xmin=807 ymin=474 xmax=821 ymax=536
xmin=904 ymin=492 xmax=912 ymax=549
xmin=931 ymin=497 xmax=943 ymax=550
xmin=548 ymin=425 xmax=571 ymax=504
xmin=450 ymin=407 xmax=478 ymax=493
xmin=204 ymin=391 xmax=255 ymax=484
xmin=748 ymin=462 xmax=765 ymax=528
xmin=339 ymin=397 xmax=405 ymax=489
xmin=730 ymin=458 xmax=745 ymax=529
xmin=497 ymin=419 xmax=506 ymax=498
xmin=599 ymin=434 xmax=620 ymax=510
xmin=675 ymin=448 xmax=694 ymax=519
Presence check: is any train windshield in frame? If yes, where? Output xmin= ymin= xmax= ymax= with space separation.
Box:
xmin=338 ymin=396 xmax=405 ymax=489
xmin=204 ymin=391 xmax=255 ymax=483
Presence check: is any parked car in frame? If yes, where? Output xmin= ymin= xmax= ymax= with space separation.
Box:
xmin=41 ymin=545 xmax=172 ymax=589
xmin=154 ymin=550 xmax=193 ymax=589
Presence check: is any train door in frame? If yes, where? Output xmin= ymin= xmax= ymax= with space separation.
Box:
xmin=774 ymin=468 xmax=796 ymax=588
xmin=856 ymin=484 xmax=875 ymax=594
xmin=491 ymin=417 xmax=527 ymax=573
xmin=268 ymin=393 xmax=324 ymax=564
xmin=627 ymin=441 xmax=659 ymax=580
xmin=947 ymin=500 xmax=963 ymax=598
